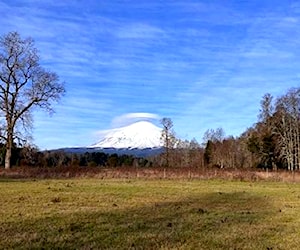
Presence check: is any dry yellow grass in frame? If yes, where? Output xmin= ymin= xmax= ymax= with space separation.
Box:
xmin=0 ymin=178 xmax=300 ymax=249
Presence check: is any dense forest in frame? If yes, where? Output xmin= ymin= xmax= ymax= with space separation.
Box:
xmin=1 ymin=87 xmax=299 ymax=171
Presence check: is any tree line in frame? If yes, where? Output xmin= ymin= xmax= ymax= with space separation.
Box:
xmin=245 ymin=88 xmax=300 ymax=171
xmin=0 ymin=145 xmax=152 ymax=168
xmin=159 ymin=87 xmax=300 ymax=171
xmin=0 ymin=86 xmax=299 ymax=171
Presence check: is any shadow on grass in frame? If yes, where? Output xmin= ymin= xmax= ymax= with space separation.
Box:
xmin=1 ymin=191 xmax=278 ymax=249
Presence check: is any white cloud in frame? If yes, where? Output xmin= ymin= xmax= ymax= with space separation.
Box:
xmin=116 ymin=23 xmax=165 ymax=39
xmin=111 ymin=112 xmax=160 ymax=128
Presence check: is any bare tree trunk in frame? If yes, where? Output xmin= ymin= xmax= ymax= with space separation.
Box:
xmin=5 ymin=147 xmax=11 ymax=170
xmin=296 ymin=120 xmax=300 ymax=170
xmin=287 ymin=117 xmax=293 ymax=171
xmin=5 ymin=132 xmax=12 ymax=169
xmin=294 ymin=109 xmax=300 ymax=170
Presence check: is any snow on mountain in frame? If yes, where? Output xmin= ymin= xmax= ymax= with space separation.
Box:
xmin=91 ymin=121 xmax=163 ymax=149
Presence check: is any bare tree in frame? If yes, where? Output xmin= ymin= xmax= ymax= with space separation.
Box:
xmin=0 ymin=32 xmax=65 ymax=169
xmin=160 ymin=117 xmax=175 ymax=167
xmin=259 ymin=93 xmax=274 ymax=123
xmin=202 ymin=127 xmax=225 ymax=144
xmin=274 ymin=88 xmax=300 ymax=171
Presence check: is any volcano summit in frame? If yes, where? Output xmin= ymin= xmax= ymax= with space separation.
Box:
xmin=91 ymin=121 xmax=163 ymax=149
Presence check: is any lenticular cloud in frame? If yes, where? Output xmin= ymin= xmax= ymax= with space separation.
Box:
xmin=111 ymin=112 xmax=160 ymax=128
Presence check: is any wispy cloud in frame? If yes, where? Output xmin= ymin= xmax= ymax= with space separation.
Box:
xmin=1 ymin=0 xmax=300 ymax=148
xmin=115 ymin=23 xmax=165 ymax=39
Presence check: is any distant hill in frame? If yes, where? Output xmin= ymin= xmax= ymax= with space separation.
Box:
xmin=57 ymin=147 xmax=164 ymax=157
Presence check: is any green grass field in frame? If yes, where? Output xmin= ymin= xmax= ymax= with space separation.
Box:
xmin=1 ymin=178 xmax=300 ymax=249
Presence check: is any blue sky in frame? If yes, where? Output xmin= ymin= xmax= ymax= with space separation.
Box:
xmin=0 ymin=0 xmax=300 ymax=149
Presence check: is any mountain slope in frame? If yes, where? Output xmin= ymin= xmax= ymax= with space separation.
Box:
xmin=91 ymin=121 xmax=163 ymax=149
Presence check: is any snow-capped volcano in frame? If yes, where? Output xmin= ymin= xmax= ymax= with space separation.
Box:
xmin=91 ymin=121 xmax=163 ymax=149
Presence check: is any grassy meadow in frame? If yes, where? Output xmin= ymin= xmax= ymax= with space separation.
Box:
xmin=1 ymin=178 xmax=300 ymax=249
